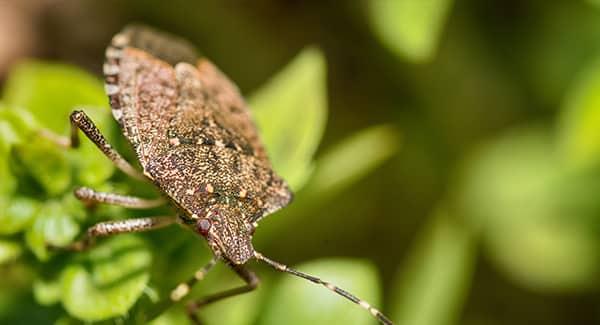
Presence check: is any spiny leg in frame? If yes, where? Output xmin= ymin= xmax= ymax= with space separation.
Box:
xmin=49 ymin=216 xmax=175 ymax=252
xmin=184 ymin=264 xmax=260 ymax=325
xmin=74 ymin=187 xmax=165 ymax=209
xmin=39 ymin=110 xmax=145 ymax=180
xmin=254 ymin=252 xmax=393 ymax=325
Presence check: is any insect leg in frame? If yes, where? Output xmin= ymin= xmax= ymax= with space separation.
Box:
xmin=254 ymin=252 xmax=393 ymax=325
xmin=49 ymin=216 xmax=175 ymax=252
xmin=69 ymin=110 xmax=146 ymax=180
xmin=184 ymin=264 xmax=260 ymax=325
xmin=39 ymin=110 xmax=145 ymax=180
xmin=169 ymin=257 xmax=218 ymax=302
xmin=74 ymin=187 xmax=165 ymax=209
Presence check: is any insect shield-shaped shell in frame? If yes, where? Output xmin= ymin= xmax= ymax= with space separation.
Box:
xmin=103 ymin=25 xmax=292 ymax=264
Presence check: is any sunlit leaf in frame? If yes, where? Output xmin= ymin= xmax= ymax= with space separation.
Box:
xmin=16 ymin=137 xmax=71 ymax=196
xmin=458 ymin=127 xmax=600 ymax=291
xmin=305 ymin=124 xmax=399 ymax=199
xmin=0 ymin=196 xmax=39 ymax=235
xmin=368 ymin=0 xmax=454 ymax=62
xmin=391 ymin=210 xmax=475 ymax=325
xmin=260 ymin=259 xmax=382 ymax=325
xmin=0 ymin=119 xmax=19 ymax=196
xmin=0 ymin=105 xmax=39 ymax=139
xmin=0 ymin=240 xmax=22 ymax=264
xmin=4 ymin=61 xmax=107 ymax=134
xmin=251 ymin=47 xmax=327 ymax=191
xmin=558 ymin=57 xmax=600 ymax=168
xmin=3 ymin=61 xmax=117 ymax=187
xmin=0 ymin=117 xmax=22 ymax=151
xmin=60 ymin=235 xmax=152 ymax=321
xmin=33 ymin=278 xmax=62 ymax=306
xmin=25 ymin=200 xmax=80 ymax=261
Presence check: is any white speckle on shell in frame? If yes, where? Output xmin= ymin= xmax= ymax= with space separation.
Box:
xmin=105 ymin=47 xmax=123 ymax=59
xmin=111 ymin=109 xmax=123 ymax=120
xmin=103 ymin=63 xmax=120 ymax=75
xmin=112 ymin=33 xmax=129 ymax=47
xmin=105 ymin=84 xmax=119 ymax=95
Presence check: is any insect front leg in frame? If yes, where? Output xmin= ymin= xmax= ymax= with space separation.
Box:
xmin=74 ymin=187 xmax=165 ymax=209
xmin=39 ymin=110 xmax=145 ymax=180
xmin=48 ymin=216 xmax=175 ymax=252
xmin=183 ymin=264 xmax=260 ymax=325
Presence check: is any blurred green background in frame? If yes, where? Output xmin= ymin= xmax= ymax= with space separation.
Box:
xmin=2 ymin=0 xmax=600 ymax=324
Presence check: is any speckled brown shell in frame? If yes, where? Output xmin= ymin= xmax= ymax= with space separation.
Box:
xmin=102 ymin=25 xmax=292 ymax=226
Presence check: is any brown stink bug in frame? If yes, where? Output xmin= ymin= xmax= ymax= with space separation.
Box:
xmin=48 ymin=25 xmax=392 ymax=324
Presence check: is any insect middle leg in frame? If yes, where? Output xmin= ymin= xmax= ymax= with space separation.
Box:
xmin=39 ymin=110 xmax=145 ymax=180
xmin=74 ymin=187 xmax=165 ymax=209
xmin=176 ymin=264 xmax=260 ymax=325
xmin=50 ymin=216 xmax=175 ymax=252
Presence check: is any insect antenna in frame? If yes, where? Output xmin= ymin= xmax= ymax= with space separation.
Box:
xmin=254 ymin=252 xmax=393 ymax=325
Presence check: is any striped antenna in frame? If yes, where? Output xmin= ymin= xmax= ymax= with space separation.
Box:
xmin=254 ymin=252 xmax=393 ymax=325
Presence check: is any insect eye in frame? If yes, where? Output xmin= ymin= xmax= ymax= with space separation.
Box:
xmin=196 ymin=218 xmax=212 ymax=236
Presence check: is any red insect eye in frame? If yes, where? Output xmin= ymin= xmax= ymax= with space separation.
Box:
xmin=196 ymin=218 xmax=212 ymax=236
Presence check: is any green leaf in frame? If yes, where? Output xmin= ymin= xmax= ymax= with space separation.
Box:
xmin=149 ymin=305 xmax=191 ymax=325
xmin=368 ymin=0 xmax=454 ymax=62
xmin=0 ymin=196 xmax=39 ymax=235
xmin=0 ymin=105 xmax=39 ymax=140
xmin=305 ymin=125 xmax=399 ymax=199
xmin=0 ymin=116 xmax=22 ymax=150
xmin=588 ymin=0 xmax=600 ymax=8
xmin=558 ymin=57 xmax=600 ymax=168
xmin=4 ymin=61 xmax=108 ymax=134
xmin=251 ymin=47 xmax=328 ymax=191
xmin=25 ymin=200 xmax=79 ymax=261
xmin=458 ymin=127 xmax=600 ymax=291
xmin=0 ymin=118 xmax=20 ymax=196
xmin=391 ymin=210 xmax=475 ymax=325
xmin=33 ymin=278 xmax=62 ymax=306
xmin=16 ymin=137 xmax=71 ymax=196
xmin=60 ymin=235 xmax=152 ymax=321
xmin=0 ymin=240 xmax=22 ymax=264
xmin=3 ymin=61 xmax=117 ymax=187
xmin=260 ymin=259 xmax=382 ymax=325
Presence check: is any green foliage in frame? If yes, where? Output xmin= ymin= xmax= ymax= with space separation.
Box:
xmin=559 ymin=58 xmax=600 ymax=168
xmin=3 ymin=61 xmax=107 ymax=134
xmin=305 ymin=125 xmax=399 ymax=199
xmin=368 ymin=0 xmax=454 ymax=62
xmin=5 ymin=1 xmax=600 ymax=324
xmin=588 ymin=0 xmax=600 ymax=8
xmin=61 ymin=235 xmax=152 ymax=321
xmin=0 ymin=49 xmax=397 ymax=324
xmin=458 ymin=127 xmax=600 ymax=291
xmin=252 ymin=47 xmax=327 ymax=190
xmin=0 ymin=240 xmax=21 ymax=264
xmin=390 ymin=210 xmax=475 ymax=325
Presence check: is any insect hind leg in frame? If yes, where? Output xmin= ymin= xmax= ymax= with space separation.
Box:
xmin=184 ymin=264 xmax=260 ymax=325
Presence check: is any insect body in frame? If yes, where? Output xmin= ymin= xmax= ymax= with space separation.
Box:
xmin=56 ymin=25 xmax=392 ymax=324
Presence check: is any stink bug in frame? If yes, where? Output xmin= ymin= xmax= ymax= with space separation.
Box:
xmin=48 ymin=25 xmax=392 ymax=324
